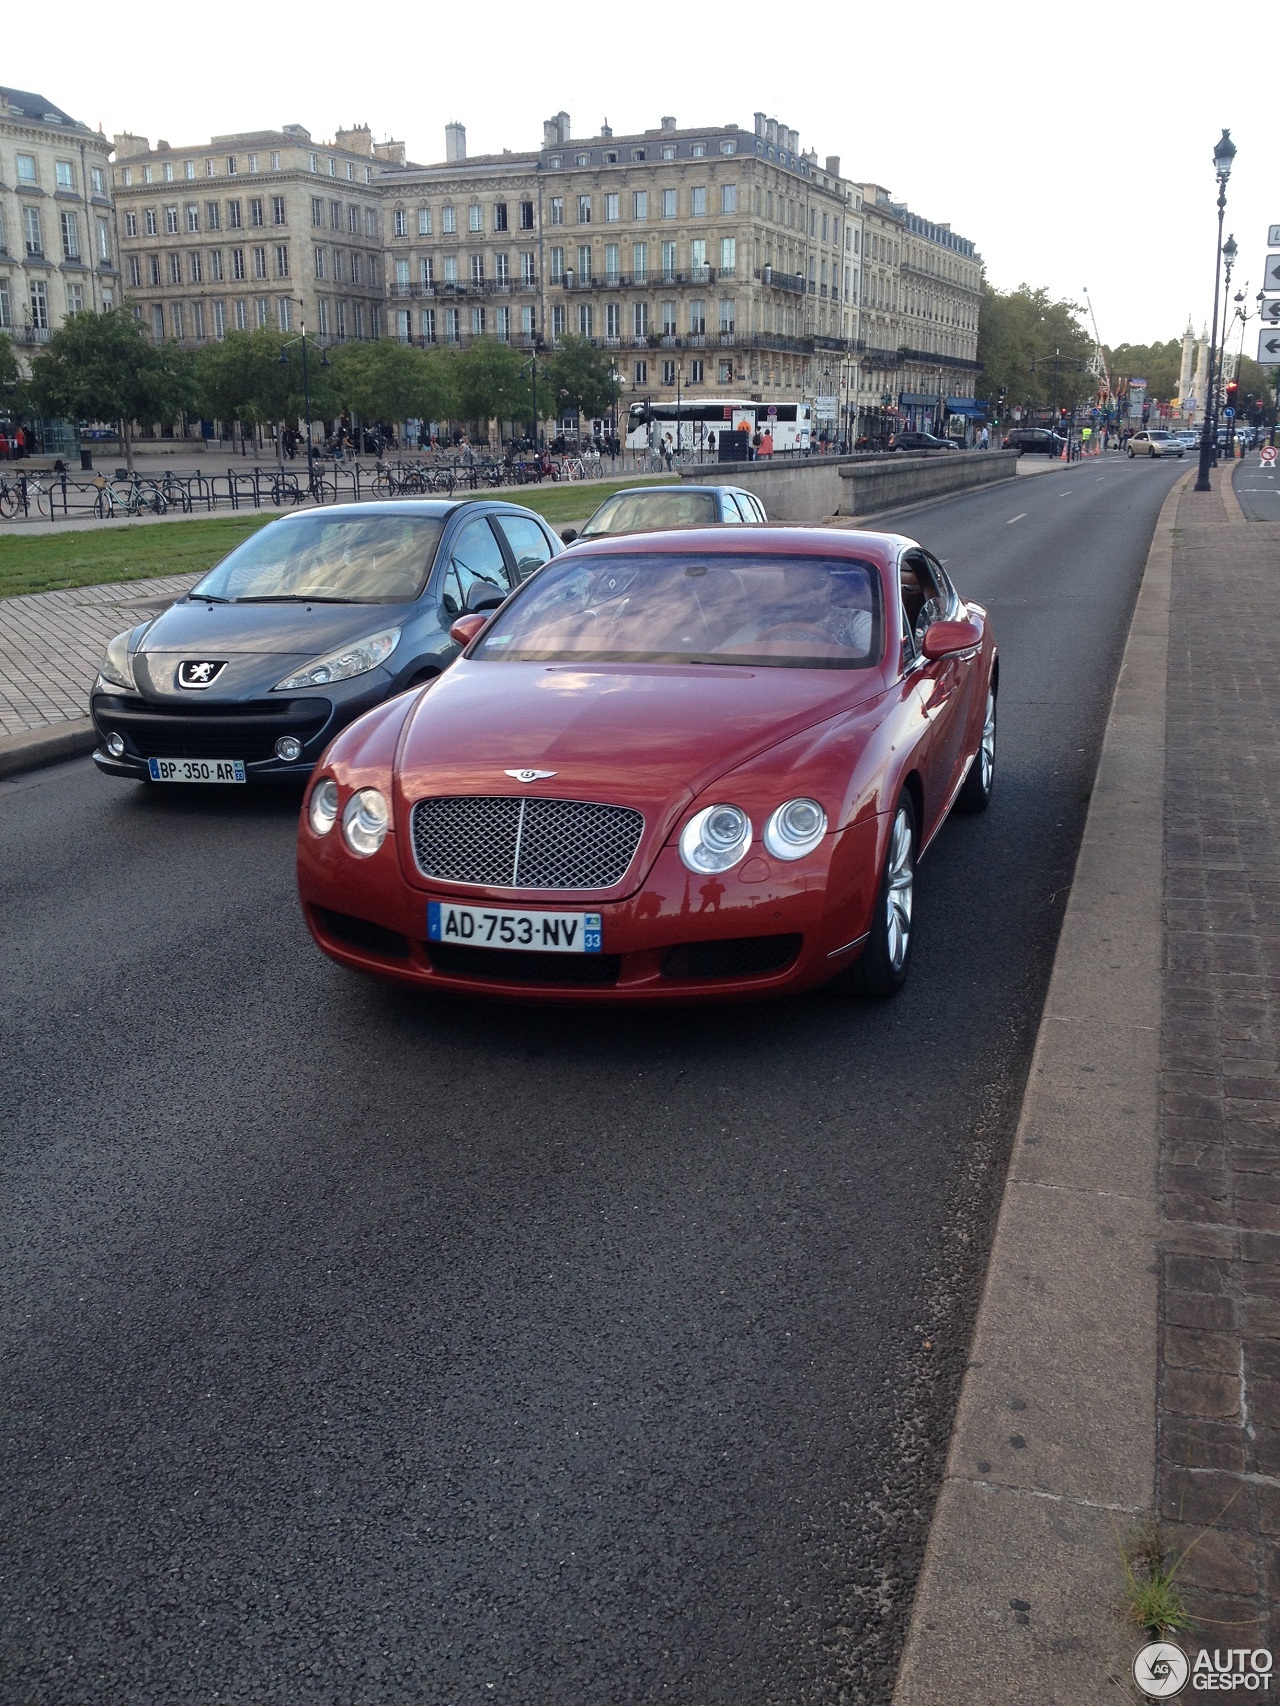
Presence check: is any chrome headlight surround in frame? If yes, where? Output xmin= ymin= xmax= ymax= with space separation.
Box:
xmin=308 ymin=777 xmax=339 ymax=837
xmin=342 ymin=787 xmax=390 ymax=857
xmin=273 ymin=626 xmax=401 ymax=692
xmin=98 ymin=630 xmax=137 ymax=692
xmin=763 ymin=797 xmax=828 ymax=861
xmin=679 ymin=803 xmax=752 ymax=874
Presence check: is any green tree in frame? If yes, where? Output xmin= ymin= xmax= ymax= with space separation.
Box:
xmin=453 ymin=337 xmax=531 ymax=434
xmin=1106 ymin=340 xmax=1181 ymax=406
xmin=543 ymin=335 xmax=616 ymax=424
xmin=0 ymin=332 xmax=25 ymax=418
xmin=194 ymin=328 xmax=333 ymax=463
xmin=327 ymin=339 xmax=453 ymax=432
xmin=29 ymin=307 xmax=195 ymax=469
xmin=1233 ymin=353 xmax=1278 ymax=422
xmin=976 ymin=283 xmax=1096 ymax=416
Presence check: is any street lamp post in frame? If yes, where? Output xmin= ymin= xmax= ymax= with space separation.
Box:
xmin=1210 ymin=234 xmax=1238 ymax=466
xmin=1195 ymin=129 xmax=1237 ymax=492
xmin=278 ymin=309 xmax=327 ymax=487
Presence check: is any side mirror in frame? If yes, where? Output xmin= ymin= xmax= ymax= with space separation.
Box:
xmin=560 ymin=527 xmax=579 ymax=544
xmin=922 ymin=614 xmax=983 ymax=660
xmin=449 ymin=613 xmax=488 ymax=649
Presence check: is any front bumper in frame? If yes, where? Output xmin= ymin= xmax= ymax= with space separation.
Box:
xmin=297 ymin=814 xmax=883 ymax=1004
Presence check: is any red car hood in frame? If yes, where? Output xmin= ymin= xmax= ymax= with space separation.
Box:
xmin=395 ymin=659 xmax=876 ymax=876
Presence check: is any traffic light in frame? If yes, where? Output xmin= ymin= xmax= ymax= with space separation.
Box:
xmin=1225 ymin=380 xmax=1239 ymax=410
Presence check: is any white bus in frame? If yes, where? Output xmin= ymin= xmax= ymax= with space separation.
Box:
xmin=625 ymin=398 xmax=812 ymax=456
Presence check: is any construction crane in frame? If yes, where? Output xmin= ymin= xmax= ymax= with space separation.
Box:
xmin=1082 ymin=286 xmax=1112 ymax=403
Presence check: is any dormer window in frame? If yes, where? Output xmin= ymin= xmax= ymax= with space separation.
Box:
xmin=631 ymin=148 xmax=646 ymax=162
xmin=576 ymin=152 xmax=590 ymax=166
xmin=604 ymin=151 xmax=618 ymax=164
xmin=661 ymin=144 xmax=676 ymax=160
xmin=549 ymin=155 xmax=562 ymax=169
xmin=691 ymin=143 xmax=706 ymax=157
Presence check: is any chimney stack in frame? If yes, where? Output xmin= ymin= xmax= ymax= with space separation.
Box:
xmin=445 ymin=121 xmax=466 ymax=162
xmin=754 ymin=111 xmax=767 ymax=138
xmin=556 ymin=111 xmax=570 ymax=143
xmin=660 ymin=115 xmax=677 ymax=132
xmin=825 ymin=155 xmax=840 ymax=178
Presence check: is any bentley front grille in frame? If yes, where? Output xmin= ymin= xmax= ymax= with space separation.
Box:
xmin=410 ymin=795 xmax=644 ymax=890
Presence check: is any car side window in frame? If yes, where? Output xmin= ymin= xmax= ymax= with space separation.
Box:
xmin=922 ymin=552 xmax=957 ymax=618
xmin=442 ymin=517 xmax=511 ymax=614
xmin=900 ymin=550 xmax=946 ymax=646
xmin=721 ymin=493 xmax=746 ymax=523
xmin=745 ymin=494 xmax=766 ymax=522
xmin=494 ymin=514 xmax=554 ymax=582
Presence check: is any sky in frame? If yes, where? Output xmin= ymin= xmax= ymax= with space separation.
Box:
xmin=40 ymin=0 xmax=1269 ymax=359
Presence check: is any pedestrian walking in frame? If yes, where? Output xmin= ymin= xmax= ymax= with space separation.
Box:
xmin=759 ymin=429 xmax=774 ymax=459
xmin=977 ymin=425 xmax=990 ymax=451
xmin=662 ymin=434 xmax=673 ymax=471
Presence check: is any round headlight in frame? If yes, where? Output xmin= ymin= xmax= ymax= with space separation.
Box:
xmin=679 ymin=803 xmax=752 ymax=874
xmin=275 ymin=735 xmax=303 ymax=762
xmin=764 ymin=797 xmax=828 ymax=861
xmin=308 ymin=777 xmax=339 ymax=836
xmin=342 ymin=787 xmax=390 ymax=857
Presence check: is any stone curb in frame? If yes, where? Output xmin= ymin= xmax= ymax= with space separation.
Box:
xmin=891 ymin=467 xmax=1192 ymax=1702
xmin=0 ymin=717 xmax=97 ymax=780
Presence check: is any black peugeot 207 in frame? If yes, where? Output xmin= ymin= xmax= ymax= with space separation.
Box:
xmin=91 ymin=499 xmax=562 ymax=786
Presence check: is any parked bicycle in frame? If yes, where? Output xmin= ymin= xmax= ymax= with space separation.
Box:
xmin=92 ymin=473 xmax=168 ymax=518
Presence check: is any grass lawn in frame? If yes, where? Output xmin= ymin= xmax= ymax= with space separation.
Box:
xmin=0 ymin=475 xmax=679 ymax=600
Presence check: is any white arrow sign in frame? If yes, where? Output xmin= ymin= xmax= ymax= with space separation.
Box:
xmin=1265 ymin=253 xmax=1280 ymax=290
xmin=1262 ymin=298 xmax=1280 ymax=325
xmin=1259 ymin=329 xmax=1280 ymax=365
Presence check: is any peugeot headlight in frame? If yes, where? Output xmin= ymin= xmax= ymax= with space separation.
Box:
xmin=764 ymin=797 xmax=828 ymax=861
xmin=273 ymin=627 xmax=401 ymax=692
xmin=679 ymin=803 xmax=752 ymax=874
xmin=342 ymin=787 xmax=390 ymax=857
xmin=98 ymin=630 xmax=137 ymax=692
xmin=308 ymin=777 xmax=339 ymax=836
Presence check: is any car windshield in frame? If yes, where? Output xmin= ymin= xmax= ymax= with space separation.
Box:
xmin=1149 ymin=432 xmax=1171 ymax=441
xmin=472 ymin=551 xmax=883 ymax=670
xmin=191 ymin=513 xmax=445 ymax=603
xmin=579 ymin=490 xmax=719 ymax=537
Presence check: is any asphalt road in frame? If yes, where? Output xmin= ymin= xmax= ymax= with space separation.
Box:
xmin=0 ymin=453 xmax=1182 ymax=1706
xmin=1230 ymin=452 xmax=1279 ymax=520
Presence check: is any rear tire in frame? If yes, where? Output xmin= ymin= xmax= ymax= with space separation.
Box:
xmin=832 ymin=789 xmax=917 ymax=999
xmin=956 ymin=686 xmax=995 ymax=813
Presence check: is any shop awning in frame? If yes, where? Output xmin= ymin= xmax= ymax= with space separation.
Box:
xmin=899 ymin=392 xmax=940 ymax=407
xmin=946 ymin=399 xmax=987 ymax=418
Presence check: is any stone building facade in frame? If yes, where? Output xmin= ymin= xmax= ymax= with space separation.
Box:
xmin=112 ymin=124 xmax=399 ymax=347
xmin=0 ymin=87 xmax=118 ymax=370
xmin=377 ymin=112 xmax=860 ymax=419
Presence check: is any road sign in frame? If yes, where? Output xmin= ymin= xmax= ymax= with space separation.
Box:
xmin=1224 ymin=406 xmax=1236 ymax=418
xmin=1262 ymin=298 xmax=1280 ymax=326
xmin=1261 ymin=444 xmax=1277 ymax=465
xmin=1269 ymin=224 xmax=1280 ymax=247
xmin=1260 ymin=331 xmax=1280 ymax=364
xmin=1265 ymin=254 xmax=1280 ymax=290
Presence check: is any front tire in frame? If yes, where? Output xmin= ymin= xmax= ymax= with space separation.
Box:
xmin=957 ymin=686 xmax=996 ymax=813
xmin=835 ymin=790 xmax=917 ymax=999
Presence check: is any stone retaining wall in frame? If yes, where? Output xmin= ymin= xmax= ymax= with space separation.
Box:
xmin=678 ymin=451 xmax=1018 ymax=522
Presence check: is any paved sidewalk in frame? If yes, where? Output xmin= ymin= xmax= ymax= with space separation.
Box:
xmin=896 ymin=459 xmax=1280 ymax=1698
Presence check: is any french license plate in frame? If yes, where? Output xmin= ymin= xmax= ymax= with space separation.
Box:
xmin=147 ymin=758 xmax=246 ymax=784
xmin=428 ymin=900 xmax=601 ymax=953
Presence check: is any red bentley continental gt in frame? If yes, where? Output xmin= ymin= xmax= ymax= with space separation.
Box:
xmin=297 ymin=527 xmax=997 ymax=1003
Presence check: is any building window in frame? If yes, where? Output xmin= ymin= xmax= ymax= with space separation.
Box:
xmin=495 ymin=252 xmax=509 ymax=284
xmin=661 ymin=240 xmax=676 ymax=281
xmin=276 ymin=244 xmax=289 ymax=277
xmin=690 ymin=186 xmax=707 ymax=217
xmin=210 ymin=250 xmax=223 ymax=280
xmin=129 ymin=255 xmax=142 ymax=287
xmin=143 ymin=166 xmax=153 ymax=184
xmin=549 ymin=155 xmax=562 ymax=170
xmin=171 ymin=301 xmax=184 ymax=339
xmin=470 ymin=253 xmax=484 ymax=284
xmin=661 ymin=189 xmax=676 ymax=218
xmin=606 ymin=302 xmax=620 ymax=339
xmin=718 ymin=358 xmax=733 ymax=383
xmin=604 ymin=193 xmax=619 ymax=223
xmin=634 ymin=359 xmax=647 ymax=382
xmin=632 ymin=190 xmax=648 ymax=221
xmin=165 ymin=205 xmax=179 ymax=235
xmin=690 ymin=238 xmax=707 ymax=276
xmin=249 ymin=198 xmax=264 ymax=227
xmin=604 ymin=243 xmax=619 ymax=284
xmin=549 ymin=246 xmax=564 ymax=283
xmin=60 ymin=211 xmax=80 ymax=259
xmin=720 ymin=140 xmax=736 ymax=155
xmin=494 ymin=202 xmax=508 ymax=232
xmin=144 ymin=208 xmax=158 ymax=236
xmin=465 ymin=202 xmax=480 ymax=234
xmin=0 ymin=280 xmax=9 ymax=329
xmin=232 ymin=247 xmax=245 ymax=280
xmin=121 ymin=166 xmax=133 ymax=187
xmin=576 ymin=244 xmax=591 ymax=281
xmin=496 ymin=304 xmax=511 ymax=340
xmin=442 ymin=204 xmax=456 ymax=234
xmin=213 ymin=299 xmax=226 ymax=338
xmin=91 ymin=165 xmax=106 ymax=197
xmin=422 ymin=305 xmax=435 ymax=342
xmin=633 ymin=242 xmax=648 ymax=283
xmin=66 ymin=282 xmax=84 ymax=315
xmin=519 ymin=200 xmax=534 ymax=230
xmin=167 ymin=253 xmax=181 ymax=284
xmin=183 ymin=203 xmax=197 ymax=233
xmin=270 ymin=151 xmax=281 ymax=171
xmin=365 ymin=208 xmax=377 ymax=237
xmin=521 ymin=251 xmax=536 ymax=285
xmin=254 ymin=298 xmax=269 ymax=327
xmin=421 ymin=256 xmax=434 ymax=286
xmin=55 ymin=160 xmax=75 ymax=190
xmin=691 ymin=143 xmax=706 ymax=158
xmin=125 ymin=211 xmax=138 ymax=237
xmin=190 ymin=252 xmax=203 ymax=283
xmin=689 ymin=300 xmax=705 ymax=335
xmin=147 ymin=254 xmax=160 ymax=286
xmin=442 ymin=254 xmax=457 ymax=283
xmin=416 ymin=207 xmax=432 ymax=237
xmin=444 ymin=306 xmax=458 ymax=342
xmin=23 ymin=206 xmax=42 ymax=256
xmin=577 ymin=195 xmax=592 ymax=224
xmin=521 ymin=304 xmax=535 ymax=337
xmin=347 ymin=204 xmax=358 ymax=234
xmin=278 ymin=298 xmax=292 ymax=331
xmin=577 ymin=303 xmax=593 ymax=337
xmin=272 ymin=197 xmax=286 ymax=225
xmin=633 ymin=302 xmax=649 ymax=338
xmin=395 ymin=307 xmax=411 ymax=343
xmin=393 ymin=208 xmax=408 ymax=238
xmin=662 ymin=359 xmax=676 ymax=385
xmin=234 ymin=299 xmax=247 ymax=330
xmin=551 ymin=303 xmax=566 ymax=338
xmin=252 ymin=246 xmax=267 ymax=279
xmin=550 ymin=197 xmax=564 ymax=226
xmin=227 ymin=156 xmax=237 ymax=175
xmin=720 ymin=237 xmax=736 ymax=276
xmin=661 ymin=144 xmax=676 ymax=160
xmin=718 ymin=298 xmax=735 ymax=333
xmin=145 ymin=302 xmax=163 ymax=339
xmin=316 ymin=298 xmax=328 ymax=335
xmin=351 ymin=252 xmax=361 ymax=284
xmin=228 ymin=200 xmax=242 ymax=229
xmin=207 ymin=202 xmax=221 ymax=231
xmin=690 ymin=358 xmax=704 ymax=383
xmin=16 ymin=153 xmax=36 ymax=184
xmin=721 ymin=184 xmax=737 ymax=214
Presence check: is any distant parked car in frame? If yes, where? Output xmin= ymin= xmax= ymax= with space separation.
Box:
xmin=1001 ymin=428 xmax=1066 ymax=456
xmin=1127 ymin=430 xmax=1184 ymax=459
xmin=560 ymin=484 xmax=767 ymax=544
xmin=886 ymin=431 xmax=959 ymax=453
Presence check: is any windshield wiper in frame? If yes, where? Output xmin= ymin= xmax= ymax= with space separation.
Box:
xmin=189 ymin=591 xmax=230 ymax=604
xmin=235 ymin=594 xmax=362 ymax=604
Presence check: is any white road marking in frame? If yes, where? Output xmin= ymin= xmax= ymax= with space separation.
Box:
xmin=1006 ymin=513 xmax=1027 ymax=525
xmin=1058 ymin=489 xmax=1073 ymax=496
